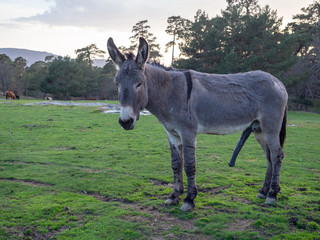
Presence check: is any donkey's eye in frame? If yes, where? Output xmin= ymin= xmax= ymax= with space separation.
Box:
xmin=136 ymin=83 xmax=142 ymax=89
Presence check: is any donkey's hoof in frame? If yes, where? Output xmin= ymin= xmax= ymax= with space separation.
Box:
xmin=256 ymin=193 xmax=267 ymax=199
xmin=265 ymin=197 xmax=277 ymax=205
xmin=180 ymin=202 xmax=194 ymax=211
xmin=165 ymin=198 xmax=178 ymax=205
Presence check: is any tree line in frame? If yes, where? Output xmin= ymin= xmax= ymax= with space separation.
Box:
xmin=0 ymin=46 xmax=118 ymax=100
xmin=0 ymin=0 xmax=319 ymax=107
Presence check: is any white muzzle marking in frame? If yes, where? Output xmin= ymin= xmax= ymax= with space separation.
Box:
xmin=120 ymin=106 xmax=135 ymax=122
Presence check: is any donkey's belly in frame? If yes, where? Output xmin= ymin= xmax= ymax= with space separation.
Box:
xmin=197 ymin=122 xmax=251 ymax=135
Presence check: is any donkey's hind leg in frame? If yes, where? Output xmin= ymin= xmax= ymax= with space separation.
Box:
xmin=255 ymin=132 xmax=284 ymax=204
xmin=254 ymin=133 xmax=272 ymax=199
xmin=165 ymin=132 xmax=184 ymax=205
xmin=264 ymin=136 xmax=284 ymax=204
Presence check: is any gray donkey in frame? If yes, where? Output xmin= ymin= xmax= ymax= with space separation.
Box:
xmin=107 ymin=37 xmax=288 ymax=211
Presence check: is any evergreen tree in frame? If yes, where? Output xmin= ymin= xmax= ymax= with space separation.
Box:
xmin=175 ymin=1 xmax=293 ymax=76
xmin=25 ymin=61 xmax=47 ymax=98
xmin=286 ymin=0 xmax=320 ymax=56
xmin=129 ymin=20 xmax=162 ymax=61
xmin=101 ymin=60 xmax=118 ymax=100
xmin=165 ymin=16 xmax=186 ymax=65
xmin=284 ymin=1 xmax=320 ymax=103
xmin=226 ymin=0 xmax=260 ymax=15
xmin=14 ymin=57 xmax=27 ymax=94
xmin=175 ymin=10 xmax=217 ymax=72
xmin=75 ymin=44 xmax=106 ymax=99
xmin=75 ymin=44 xmax=106 ymax=68
xmin=41 ymin=57 xmax=86 ymax=100
xmin=218 ymin=2 xmax=286 ymax=74
xmin=0 ymin=54 xmax=14 ymax=91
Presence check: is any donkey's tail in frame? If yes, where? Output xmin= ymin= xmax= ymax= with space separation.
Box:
xmin=280 ymin=106 xmax=287 ymax=149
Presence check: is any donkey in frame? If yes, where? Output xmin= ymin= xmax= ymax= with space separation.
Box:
xmin=107 ymin=37 xmax=288 ymax=211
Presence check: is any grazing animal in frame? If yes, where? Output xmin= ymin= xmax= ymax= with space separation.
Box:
xmin=5 ymin=91 xmax=16 ymax=100
xmin=107 ymin=37 xmax=288 ymax=211
xmin=45 ymin=96 xmax=53 ymax=100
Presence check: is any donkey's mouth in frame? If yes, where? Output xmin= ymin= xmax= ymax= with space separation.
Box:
xmin=118 ymin=117 xmax=135 ymax=130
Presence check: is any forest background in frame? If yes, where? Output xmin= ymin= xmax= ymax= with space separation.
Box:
xmin=0 ymin=0 xmax=319 ymax=111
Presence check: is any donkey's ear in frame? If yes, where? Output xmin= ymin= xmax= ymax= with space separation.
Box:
xmin=136 ymin=37 xmax=149 ymax=68
xmin=107 ymin=38 xmax=125 ymax=67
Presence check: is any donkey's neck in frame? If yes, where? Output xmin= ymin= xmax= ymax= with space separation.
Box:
xmin=144 ymin=64 xmax=172 ymax=116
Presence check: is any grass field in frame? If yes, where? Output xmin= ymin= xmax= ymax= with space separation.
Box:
xmin=0 ymin=100 xmax=319 ymax=239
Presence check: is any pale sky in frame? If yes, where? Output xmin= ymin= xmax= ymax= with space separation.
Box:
xmin=0 ymin=0 xmax=314 ymax=65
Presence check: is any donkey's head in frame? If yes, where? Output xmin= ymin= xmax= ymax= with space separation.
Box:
xmin=107 ymin=37 xmax=149 ymax=130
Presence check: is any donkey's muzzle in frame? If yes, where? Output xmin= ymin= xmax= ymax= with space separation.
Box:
xmin=119 ymin=117 xmax=135 ymax=130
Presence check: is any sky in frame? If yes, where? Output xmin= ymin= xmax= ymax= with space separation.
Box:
xmin=0 ymin=0 xmax=314 ymax=65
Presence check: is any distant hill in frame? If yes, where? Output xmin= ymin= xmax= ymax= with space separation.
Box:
xmin=92 ymin=59 xmax=107 ymax=68
xmin=0 ymin=48 xmax=56 ymax=66
xmin=0 ymin=48 xmax=106 ymax=67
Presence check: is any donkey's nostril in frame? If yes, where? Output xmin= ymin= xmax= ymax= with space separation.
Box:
xmin=118 ymin=117 xmax=134 ymax=130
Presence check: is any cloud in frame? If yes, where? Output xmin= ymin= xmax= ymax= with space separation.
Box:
xmin=15 ymin=0 xmax=224 ymax=32
xmin=0 ymin=22 xmax=23 ymax=29
xmin=15 ymin=0 xmax=166 ymax=31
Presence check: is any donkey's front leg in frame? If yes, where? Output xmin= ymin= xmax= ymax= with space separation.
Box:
xmin=181 ymin=138 xmax=198 ymax=211
xmin=165 ymin=132 xmax=184 ymax=205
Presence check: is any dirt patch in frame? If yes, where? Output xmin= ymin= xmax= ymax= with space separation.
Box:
xmin=80 ymin=191 xmax=210 ymax=239
xmin=230 ymin=196 xmax=252 ymax=205
xmin=52 ymin=147 xmax=77 ymax=151
xmin=3 ymin=160 xmax=50 ymax=166
xmin=3 ymin=224 xmax=68 ymax=240
xmin=23 ymin=124 xmax=37 ymax=128
xmin=0 ymin=177 xmax=53 ymax=187
xmin=151 ymin=182 xmax=232 ymax=195
xmin=226 ymin=219 xmax=254 ymax=232
xmin=123 ymin=205 xmax=208 ymax=240
xmin=80 ymin=191 xmax=133 ymax=204
xmin=151 ymin=179 xmax=174 ymax=188
xmin=245 ymin=182 xmax=260 ymax=186
xmin=198 ymin=185 xmax=232 ymax=194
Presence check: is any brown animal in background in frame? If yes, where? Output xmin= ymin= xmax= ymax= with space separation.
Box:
xmin=5 ymin=91 xmax=16 ymax=100
xmin=45 ymin=96 xmax=53 ymax=100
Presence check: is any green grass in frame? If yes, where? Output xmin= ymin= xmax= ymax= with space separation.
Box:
xmin=0 ymin=100 xmax=319 ymax=239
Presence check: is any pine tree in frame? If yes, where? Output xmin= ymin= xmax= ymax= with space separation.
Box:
xmin=129 ymin=20 xmax=162 ymax=61
xmin=175 ymin=2 xmax=292 ymax=75
xmin=165 ymin=16 xmax=186 ymax=65
xmin=75 ymin=44 xmax=105 ymax=68
xmin=41 ymin=57 xmax=86 ymax=100
xmin=14 ymin=57 xmax=27 ymax=93
xmin=284 ymin=1 xmax=320 ymax=102
xmin=0 ymin=54 xmax=15 ymax=91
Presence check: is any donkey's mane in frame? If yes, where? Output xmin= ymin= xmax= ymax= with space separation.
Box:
xmin=124 ymin=53 xmax=181 ymax=73
xmin=125 ymin=52 xmax=135 ymax=60
xmin=148 ymin=61 xmax=176 ymax=72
